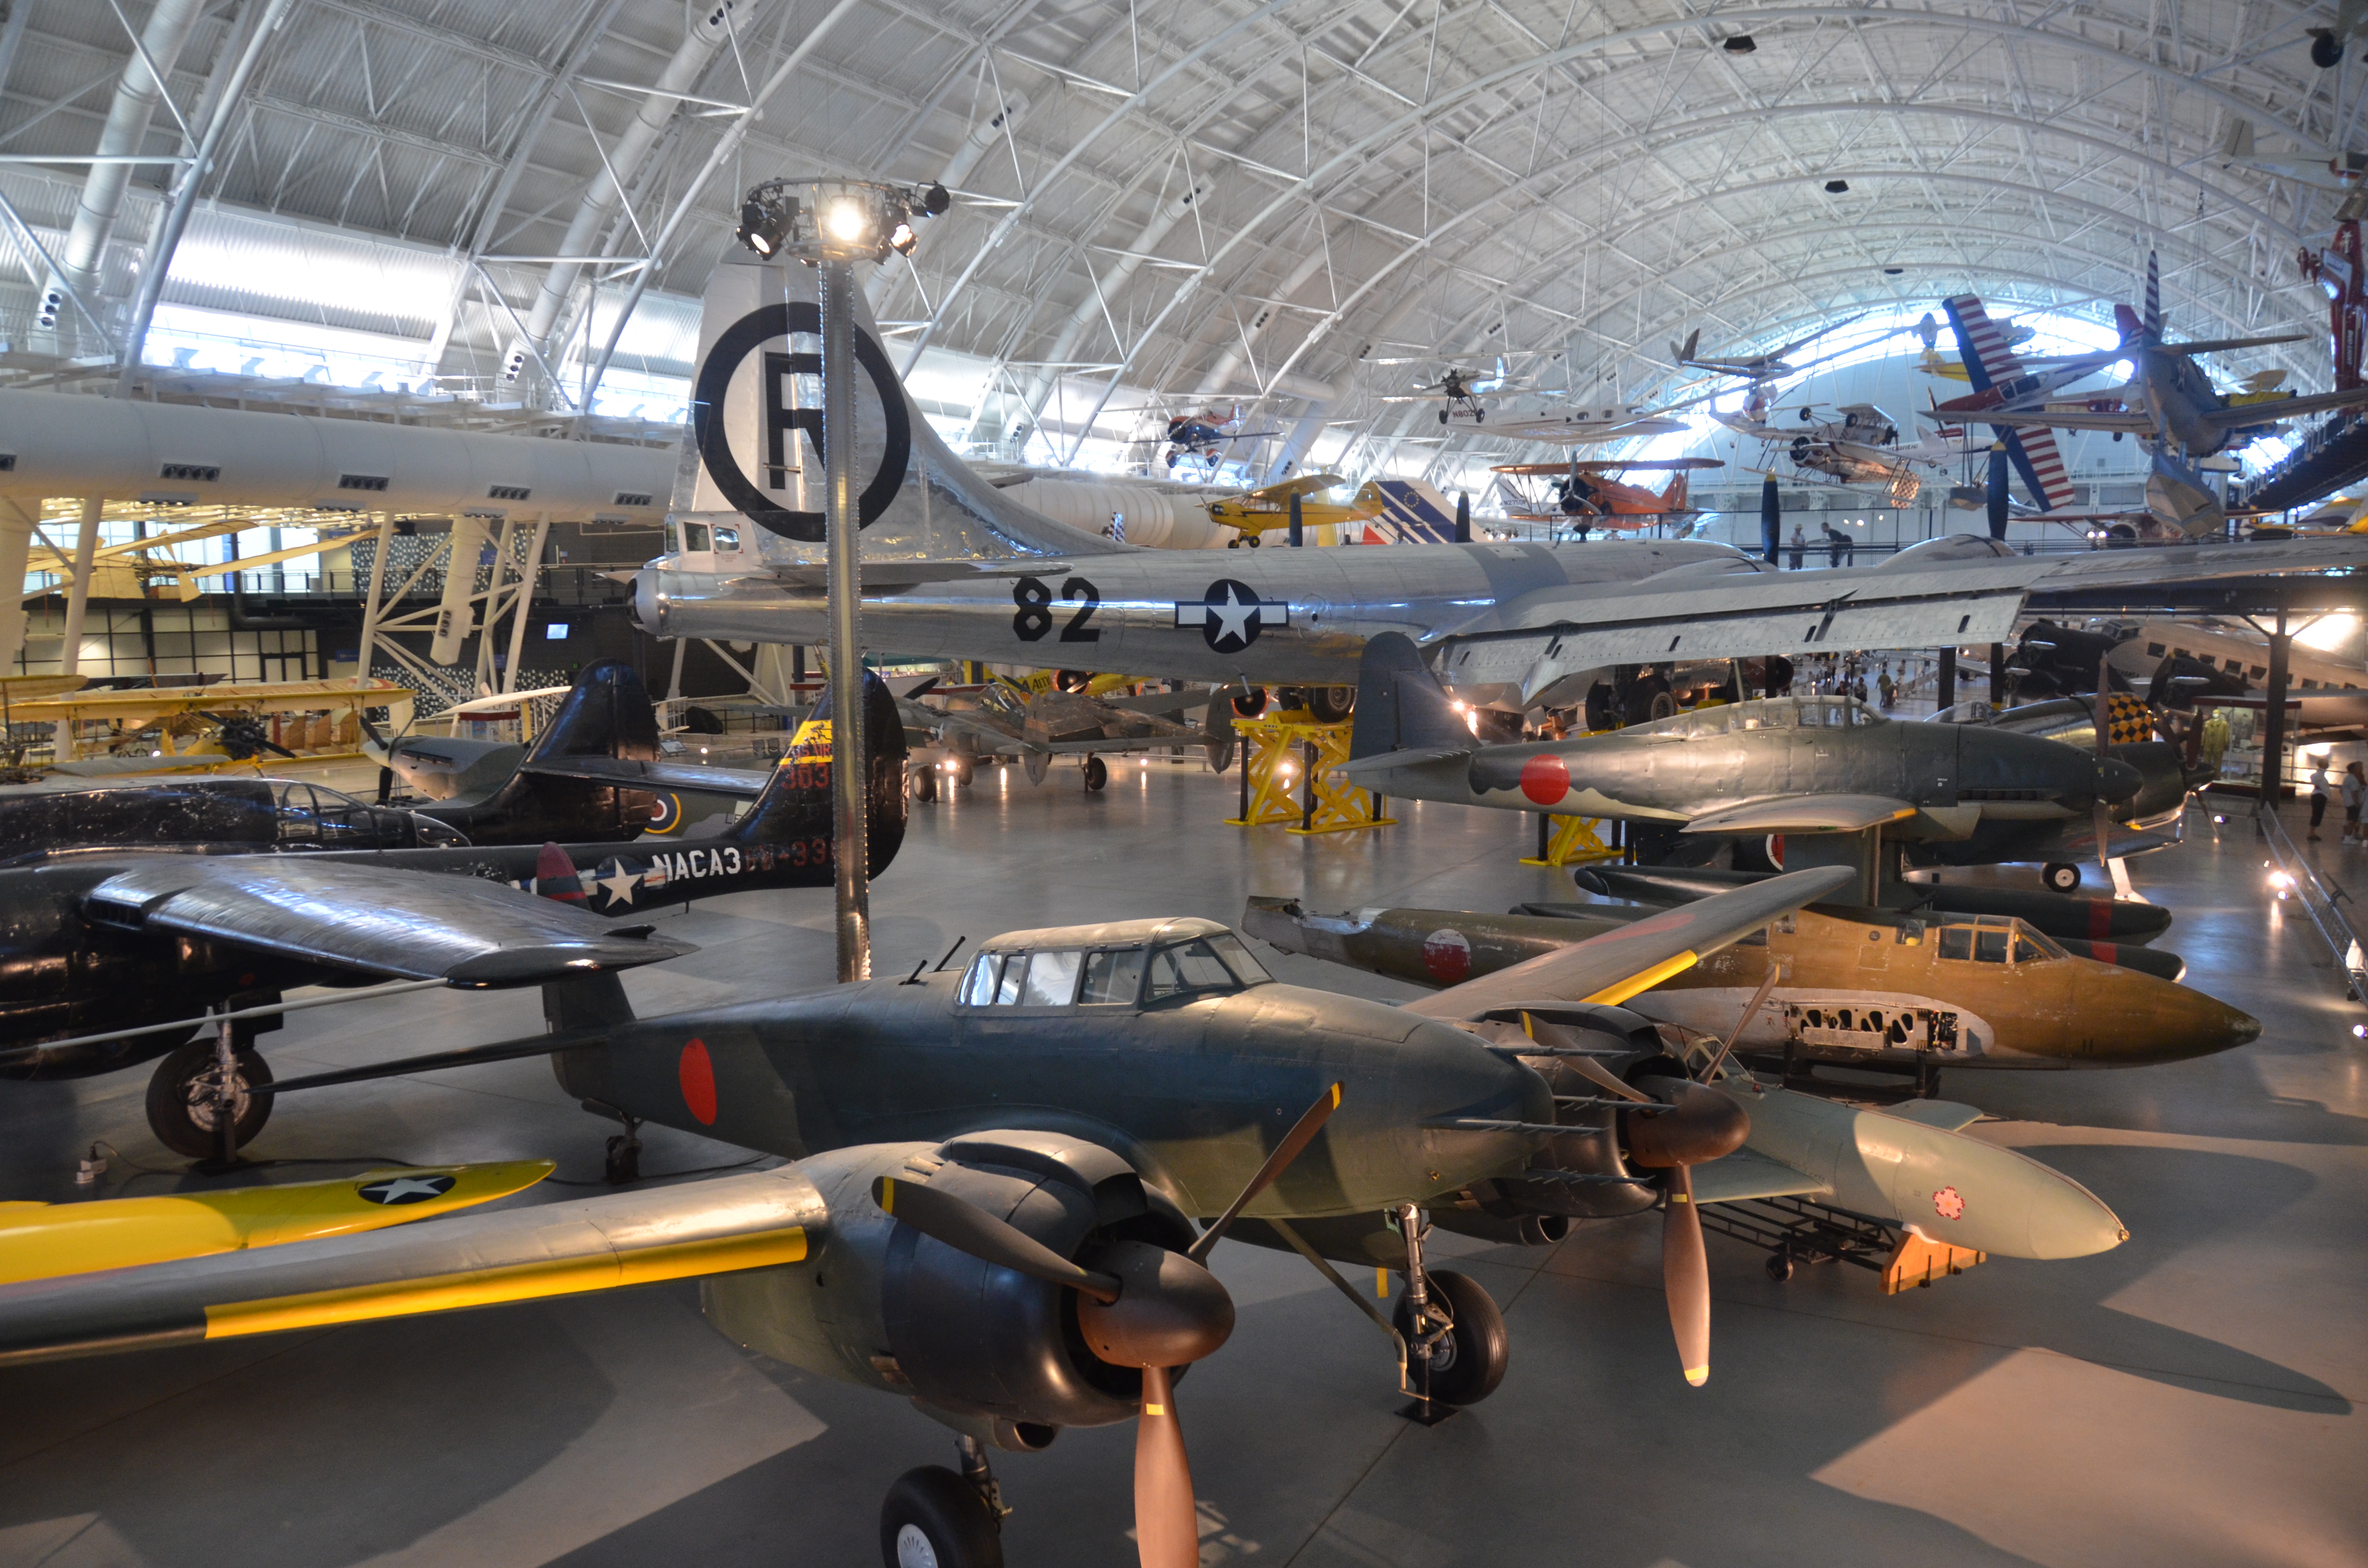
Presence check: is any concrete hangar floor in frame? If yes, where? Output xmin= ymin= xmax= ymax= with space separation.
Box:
xmin=0 ymin=761 xmax=2358 ymax=1568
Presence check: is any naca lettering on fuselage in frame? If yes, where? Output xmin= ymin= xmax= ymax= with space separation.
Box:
xmin=518 ymin=838 xmax=833 ymax=911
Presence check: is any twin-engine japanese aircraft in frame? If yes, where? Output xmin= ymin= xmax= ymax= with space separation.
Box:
xmin=1671 ymin=314 xmax=1869 ymax=381
xmin=632 ymin=251 xmax=2368 ymax=713
xmin=900 ymin=676 xmax=1233 ymax=791
xmin=0 ymin=868 xmax=2125 ymax=1568
xmin=0 ymin=675 xmax=906 ymax=1158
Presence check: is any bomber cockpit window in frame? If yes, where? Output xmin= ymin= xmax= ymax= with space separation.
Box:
xmin=1080 ymin=948 xmax=1147 ymax=1004
xmin=960 ymin=949 xmax=1088 ymax=1007
xmin=1022 ymin=950 xmax=1083 ymax=1006
xmin=1936 ymin=925 xmax=1973 ymax=961
xmin=959 ymin=953 xmax=1001 ymax=1006
xmin=1974 ymin=928 xmax=2011 ymax=964
xmin=1207 ymin=932 xmax=1271 ymax=985
xmin=1145 ymin=933 xmax=1272 ymax=1000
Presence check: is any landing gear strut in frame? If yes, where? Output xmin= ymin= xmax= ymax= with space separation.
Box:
xmin=880 ymin=1437 xmax=1007 ymax=1568
xmin=1389 ymin=1204 xmax=1509 ymax=1421
xmin=580 ymin=1099 xmax=643 ymax=1183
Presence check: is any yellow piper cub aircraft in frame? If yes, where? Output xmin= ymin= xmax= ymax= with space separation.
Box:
xmin=1202 ymin=472 xmax=1384 ymax=544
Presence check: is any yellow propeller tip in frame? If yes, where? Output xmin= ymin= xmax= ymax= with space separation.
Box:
xmin=1684 ymin=1367 xmax=1710 ymax=1386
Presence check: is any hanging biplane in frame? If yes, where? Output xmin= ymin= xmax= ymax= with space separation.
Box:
xmin=10 ymin=677 xmax=416 ymax=776
xmin=1491 ymin=458 xmax=1721 ymax=536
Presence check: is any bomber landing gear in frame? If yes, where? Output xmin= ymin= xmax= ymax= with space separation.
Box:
xmin=146 ymin=1030 xmax=272 ymax=1161
xmin=1082 ymin=755 xmax=1108 ymax=792
xmin=880 ymin=1438 xmax=1007 ymax=1568
xmin=913 ymin=768 xmax=938 ymax=803
xmin=1307 ymin=685 xmax=1355 ymax=724
xmin=2042 ymin=861 xmax=2082 ymax=893
xmin=1388 ymin=1204 xmax=1509 ymax=1421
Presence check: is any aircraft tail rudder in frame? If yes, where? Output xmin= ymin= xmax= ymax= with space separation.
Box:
xmin=1362 ymin=478 xmax=1463 ymax=543
xmin=728 ymin=669 xmax=909 ymax=876
xmin=1348 ymin=632 xmax=1471 ymax=760
xmin=2114 ymin=302 xmax=2146 ymax=346
xmin=525 ymin=660 xmax=661 ymax=765
xmin=1659 ymin=474 xmax=1689 ymax=513
xmin=679 ymin=252 xmax=1123 ymax=567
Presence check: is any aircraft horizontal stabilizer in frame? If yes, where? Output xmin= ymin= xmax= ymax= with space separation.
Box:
xmin=2159 ymin=332 xmax=2311 ymax=355
xmin=1403 ymin=865 xmax=1855 ymax=1020
xmin=522 ymin=754 xmax=775 ymax=798
xmin=1974 ymin=407 xmax=2156 ymax=434
xmin=1681 ymin=795 xmax=1918 ymax=835
xmin=0 ymin=1167 xmax=819 ymax=1367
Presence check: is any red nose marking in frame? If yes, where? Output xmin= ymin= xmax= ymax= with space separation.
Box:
xmin=678 ymin=1038 xmax=717 ymax=1125
xmin=1422 ymin=929 xmax=1472 ymax=982
xmin=1519 ymin=753 xmax=1570 ymax=806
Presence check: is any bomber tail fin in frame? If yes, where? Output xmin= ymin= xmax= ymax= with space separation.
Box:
xmin=727 ymin=669 xmax=908 ymax=876
xmin=1348 ymin=633 xmax=1472 ymax=761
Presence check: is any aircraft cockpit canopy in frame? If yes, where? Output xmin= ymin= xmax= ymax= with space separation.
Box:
xmin=960 ymin=916 xmax=1273 ymax=1010
xmin=0 ymin=778 xmax=467 ymax=864
xmin=1643 ymin=695 xmax=1885 ymax=738
xmin=1927 ymin=915 xmax=2064 ymax=967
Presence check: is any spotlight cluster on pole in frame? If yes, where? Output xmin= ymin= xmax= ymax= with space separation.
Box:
xmin=724 ymin=174 xmax=948 ymax=985
xmin=734 ymin=177 xmax=950 ymax=264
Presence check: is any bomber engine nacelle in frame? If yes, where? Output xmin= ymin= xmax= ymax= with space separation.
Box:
xmin=1454 ymin=1007 xmax=1664 ymax=1228
xmin=701 ymin=1130 xmax=1197 ymax=1451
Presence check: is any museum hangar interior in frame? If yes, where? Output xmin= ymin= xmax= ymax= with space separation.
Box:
xmin=0 ymin=1 xmax=2360 ymax=1565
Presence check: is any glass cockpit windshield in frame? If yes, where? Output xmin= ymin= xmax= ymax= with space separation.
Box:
xmin=959 ymin=931 xmax=1270 ymax=1009
xmin=1642 ymin=696 xmax=1884 ymax=738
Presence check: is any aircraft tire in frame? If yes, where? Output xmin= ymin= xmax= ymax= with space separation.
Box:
xmin=1307 ymin=685 xmax=1355 ymax=724
xmin=879 ymin=1466 xmax=1003 ymax=1568
xmin=1083 ymin=756 xmax=1108 ymax=791
xmin=2313 ymin=28 xmax=2344 ymax=66
xmin=1437 ymin=409 xmax=1449 ymax=425
xmin=146 ymin=1038 xmax=274 ymax=1159
xmin=1244 ymin=533 xmax=1261 ymax=547
xmin=2042 ymin=861 xmax=2082 ymax=893
xmin=913 ymin=768 xmax=937 ymax=803
xmin=1766 ymin=1249 xmax=1795 ymax=1282
xmin=1393 ymin=1269 xmax=1509 ymax=1406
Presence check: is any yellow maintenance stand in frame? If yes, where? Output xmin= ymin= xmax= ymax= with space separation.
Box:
xmin=1522 ymin=813 xmax=1623 ymax=867
xmin=1225 ymin=708 xmax=1394 ymax=834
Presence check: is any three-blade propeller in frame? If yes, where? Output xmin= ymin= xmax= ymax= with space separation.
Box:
xmin=871 ymin=1082 xmax=1342 ymax=1568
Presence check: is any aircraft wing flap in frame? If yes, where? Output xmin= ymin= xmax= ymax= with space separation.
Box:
xmin=0 ymin=1167 xmax=822 ymax=1368
xmin=1691 ymin=1148 xmax=1831 ymax=1204
xmin=1403 ymin=866 xmax=1855 ymax=1019
xmin=83 ymin=858 xmax=694 ymax=986
xmin=521 ymin=755 xmax=777 ymax=798
xmin=1681 ymin=795 xmax=1918 ymax=835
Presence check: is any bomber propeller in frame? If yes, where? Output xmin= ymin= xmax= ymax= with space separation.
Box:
xmin=872 ymin=1082 xmax=1342 ymax=1568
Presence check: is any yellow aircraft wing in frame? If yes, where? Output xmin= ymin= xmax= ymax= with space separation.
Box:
xmin=9 ymin=678 xmax=415 ymax=730
xmin=0 ymin=1162 xmax=554 ymax=1287
xmin=0 ymin=1165 xmax=819 ymax=1365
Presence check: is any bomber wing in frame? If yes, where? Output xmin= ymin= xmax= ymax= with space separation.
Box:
xmin=520 ymin=754 xmax=777 ymax=798
xmin=1435 ymin=536 xmax=2368 ymax=702
xmin=1402 ymin=865 xmax=1854 ymax=1019
xmin=1973 ymin=407 xmax=2157 ymax=434
xmin=0 ymin=1166 xmax=820 ymax=1367
xmin=80 ymin=857 xmax=693 ymax=986
xmin=1681 ymin=795 xmax=1920 ymax=835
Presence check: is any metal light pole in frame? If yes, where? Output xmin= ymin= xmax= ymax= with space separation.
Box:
xmin=820 ymin=255 xmax=869 ymax=981
xmin=734 ymin=177 xmax=947 ymax=984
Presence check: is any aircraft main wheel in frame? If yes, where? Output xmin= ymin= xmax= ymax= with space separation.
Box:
xmin=146 ymin=1037 xmax=273 ymax=1159
xmin=2042 ymin=861 xmax=2082 ymax=893
xmin=1083 ymin=756 xmax=1108 ymax=792
xmin=2313 ymin=28 xmax=2344 ymax=66
xmin=913 ymin=769 xmax=937 ymax=803
xmin=1392 ymin=1269 xmax=1509 ymax=1407
xmin=880 ymin=1466 xmax=1002 ymax=1568
xmin=1437 ymin=409 xmax=1449 ymax=425
xmin=1648 ymin=690 xmax=1679 ymax=722
xmin=1766 ymin=1249 xmax=1795 ymax=1283
xmin=1307 ymin=685 xmax=1355 ymax=724
xmin=952 ymin=759 xmax=974 ymax=787
xmin=1244 ymin=532 xmax=1261 ymax=547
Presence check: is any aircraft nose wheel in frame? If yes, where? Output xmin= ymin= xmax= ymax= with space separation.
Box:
xmin=145 ymin=1036 xmax=273 ymax=1160
xmin=880 ymin=1464 xmax=1004 ymax=1568
xmin=1766 ymin=1248 xmax=1796 ymax=1282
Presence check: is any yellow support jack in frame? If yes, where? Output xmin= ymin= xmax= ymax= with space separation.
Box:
xmin=1225 ymin=710 xmax=1394 ymax=834
xmin=1521 ymin=812 xmax=1622 ymax=867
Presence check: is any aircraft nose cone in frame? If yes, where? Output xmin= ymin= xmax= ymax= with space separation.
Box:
xmin=2019 ymin=1161 xmax=2129 ymax=1260
xmin=2097 ymin=755 xmax=2144 ymax=803
xmin=2167 ymin=994 xmax=2262 ymax=1062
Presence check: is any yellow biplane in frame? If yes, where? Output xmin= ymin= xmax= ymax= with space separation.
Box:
xmin=8 ymin=677 xmax=416 ymax=775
